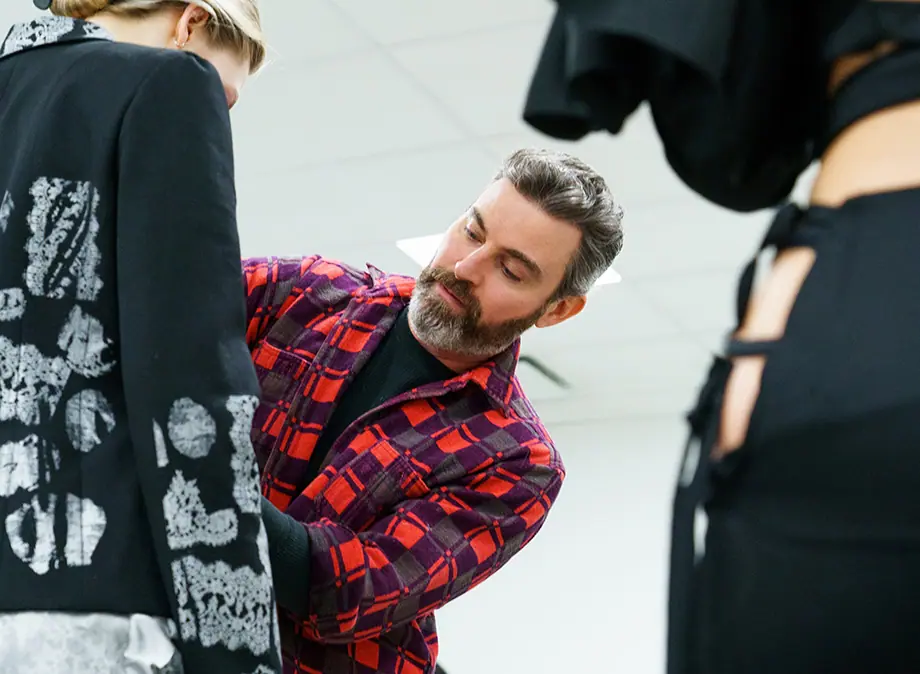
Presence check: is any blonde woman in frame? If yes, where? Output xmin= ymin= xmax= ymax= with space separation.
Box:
xmin=0 ymin=1 xmax=281 ymax=672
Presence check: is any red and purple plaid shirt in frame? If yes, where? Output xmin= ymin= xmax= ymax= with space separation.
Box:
xmin=243 ymin=256 xmax=565 ymax=674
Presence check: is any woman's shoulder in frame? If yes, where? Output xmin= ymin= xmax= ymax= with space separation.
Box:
xmin=37 ymin=39 xmax=224 ymax=118
xmin=74 ymin=39 xmax=220 ymax=89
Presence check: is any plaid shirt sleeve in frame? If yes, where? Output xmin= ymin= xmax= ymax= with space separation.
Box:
xmin=242 ymin=256 xmax=319 ymax=348
xmin=297 ymin=430 xmax=564 ymax=644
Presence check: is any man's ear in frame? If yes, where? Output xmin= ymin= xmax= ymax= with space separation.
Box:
xmin=535 ymin=294 xmax=587 ymax=328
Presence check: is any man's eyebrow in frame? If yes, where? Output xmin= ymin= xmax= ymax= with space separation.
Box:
xmin=470 ymin=206 xmax=485 ymax=230
xmin=506 ymin=248 xmax=542 ymax=278
xmin=470 ymin=207 xmax=543 ymax=279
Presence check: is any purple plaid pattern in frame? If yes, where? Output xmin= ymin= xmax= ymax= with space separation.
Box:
xmin=244 ymin=256 xmax=564 ymax=674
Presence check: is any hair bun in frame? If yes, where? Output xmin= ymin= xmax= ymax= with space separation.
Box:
xmin=50 ymin=0 xmax=110 ymax=19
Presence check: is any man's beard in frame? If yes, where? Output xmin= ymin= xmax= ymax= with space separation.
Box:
xmin=408 ymin=265 xmax=547 ymax=359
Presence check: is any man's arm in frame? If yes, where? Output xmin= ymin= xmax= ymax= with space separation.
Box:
xmin=242 ymin=256 xmax=377 ymax=349
xmin=242 ymin=256 xmax=318 ymax=348
xmin=278 ymin=429 xmax=564 ymax=644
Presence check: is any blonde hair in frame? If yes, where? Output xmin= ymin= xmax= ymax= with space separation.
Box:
xmin=50 ymin=0 xmax=266 ymax=72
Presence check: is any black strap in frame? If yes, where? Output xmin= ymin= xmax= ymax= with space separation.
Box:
xmin=734 ymin=203 xmax=816 ymax=325
xmin=728 ymin=202 xmax=822 ymax=358
xmin=724 ymin=338 xmax=778 ymax=357
xmin=668 ymin=355 xmax=731 ymax=674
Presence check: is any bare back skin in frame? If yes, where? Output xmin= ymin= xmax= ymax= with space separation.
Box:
xmin=717 ymin=0 xmax=920 ymax=455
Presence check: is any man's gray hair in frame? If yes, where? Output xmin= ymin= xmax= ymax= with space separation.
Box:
xmin=495 ymin=148 xmax=624 ymax=298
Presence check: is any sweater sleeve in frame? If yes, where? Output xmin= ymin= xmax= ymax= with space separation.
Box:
xmin=114 ymin=52 xmax=282 ymax=674
xmin=261 ymin=496 xmax=312 ymax=616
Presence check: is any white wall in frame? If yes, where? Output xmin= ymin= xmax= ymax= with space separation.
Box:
xmin=435 ymin=417 xmax=687 ymax=674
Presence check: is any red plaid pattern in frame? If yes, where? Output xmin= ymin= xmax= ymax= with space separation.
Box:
xmin=243 ymin=256 xmax=564 ymax=674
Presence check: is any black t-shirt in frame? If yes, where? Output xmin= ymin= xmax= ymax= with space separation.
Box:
xmin=306 ymin=307 xmax=454 ymax=481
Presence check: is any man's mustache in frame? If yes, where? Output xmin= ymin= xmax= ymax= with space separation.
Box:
xmin=419 ymin=267 xmax=473 ymax=305
xmin=418 ymin=267 xmax=482 ymax=320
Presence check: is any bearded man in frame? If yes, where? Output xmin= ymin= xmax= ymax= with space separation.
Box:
xmin=244 ymin=148 xmax=624 ymax=674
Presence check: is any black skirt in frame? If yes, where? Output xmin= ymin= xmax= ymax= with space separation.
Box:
xmin=674 ymin=187 xmax=920 ymax=674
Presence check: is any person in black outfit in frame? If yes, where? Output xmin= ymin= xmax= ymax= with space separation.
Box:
xmin=0 ymin=1 xmax=281 ymax=672
xmin=526 ymin=1 xmax=920 ymax=673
